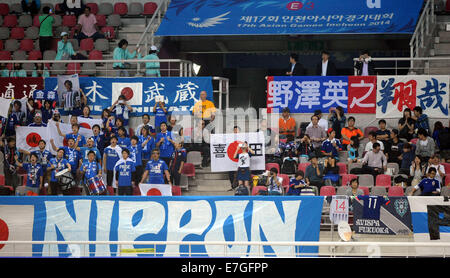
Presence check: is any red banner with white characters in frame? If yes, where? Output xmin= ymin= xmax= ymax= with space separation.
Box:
xmin=0 ymin=77 xmax=44 ymax=99
xmin=348 ymin=76 xmax=377 ymax=114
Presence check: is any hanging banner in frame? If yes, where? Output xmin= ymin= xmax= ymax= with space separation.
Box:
xmin=44 ymin=77 xmax=214 ymax=116
xmin=347 ymin=76 xmax=377 ymax=114
xmin=408 ymin=196 xmax=450 ymax=256
xmin=210 ymin=132 xmax=265 ymax=172
xmin=0 ymin=196 xmax=324 ymax=257
xmin=0 ymin=77 xmax=44 ymax=99
xmin=267 ymin=76 xmax=349 ymax=113
xmin=376 ymin=75 xmax=449 ymax=118
xmin=155 ymin=0 xmax=424 ymax=36
xmin=352 ymin=196 xmax=412 ymax=235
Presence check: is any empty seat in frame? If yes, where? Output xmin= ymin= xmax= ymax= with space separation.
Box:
xmin=94 ymin=38 xmax=109 ymax=51
xmin=376 ymin=174 xmax=392 ymax=188
xmin=43 ymin=50 xmax=56 ymax=60
xmin=143 ymin=2 xmax=158 ymax=15
xmin=0 ymin=4 xmax=9 ymax=16
xmin=0 ymin=16 xmax=3 ymax=27
xmin=107 ymin=14 xmax=121 ymax=27
xmin=3 ymin=15 xmax=18 ymax=28
xmin=66 ymin=62 xmax=81 ymax=74
xmin=95 ymin=15 xmax=107 ymax=27
xmin=80 ymin=38 xmax=94 ymax=51
xmin=18 ymin=15 xmax=32 ymax=28
xmin=22 ymin=62 xmax=35 ymax=72
xmin=405 ymin=186 xmax=421 ymax=196
xmin=0 ymin=40 xmax=3 ymax=50
xmin=10 ymin=3 xmax=22 ymax=14
xmin=357 ymin=174 xmax=374 ymax=188
xmin=128 ymin=2 xmax=143 ymax=15
xmin=101 ymin=26 xmax=115 ymax=39
xmin=52 ymin=15 xmax=62 ymax=27
xmin=5 ymin=39 xmax=19 ymax=52
xmin=69 ymin=39 xmax=79 ymax=51
xmin=348 ymin=162 xmax=363 ymax=174
xmin=388 ymin=186 xmax=404 ymax=197
xmin=252 ymin=185 xmax=267 ymax=196
xmin=98 ymin=3 xmax=114 ymax=15
xmin=51 ymin=62 xmax=66 ymax=74
xmin=88 ymin=49 xmax=103 ymax=60
xmin=337 ymin=162 xmax=347 ymax=174
xmin=114 ymin=2 xmax=128 ymax=15
xmin=371 ymin=186 xmax=387 ymax=196
xmin=81 ymin=62 xmax=96 ymax=76
xmin=62 ymin=15 xmax=77 ymax=27
xmin=12 ymin=50 xmax=27 ymax=60
xmin=19 ymin=39 xmax=34 ymax=51
xmin=25 ymin=26 xmax=39 ymax=39
xmin=341 ymin=174 xmax=357 ymax=186
xmin=320 ymin=186 xmax=336 ymax=196
xmin=0 ymin=51 xmax=11 ymax=60
xmin=386 ymin=163 xmax=399 ymax=175
xmin=364 ymin=126 xmax=378 ymax=138
xmin=10 ymin=27 xmax=25 ymax=39
xmin=440 ymin=186 xmax=450 ymax=197
xmin=266 ymin=162 xmax=280 ymax=173
xmin=359 ymin=186 xmax=370 ymax=195
xmin=336 ymin=186 xmax=349 ymax=196
xmin=33 ymin=15 xmax=40 ymax=27
xmin=186 ymin=151 xmax=202 ymax=167
xmin=86 ymin=3 xmax=99 ymax=14
xmin=0 ymin=27 xmax=9 ymax=40
xmin=54 ymin=3 xmax=62 ymax=13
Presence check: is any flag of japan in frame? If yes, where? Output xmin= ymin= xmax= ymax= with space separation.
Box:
xmin=77 ymin=116 xmax=103 ymax=130
xmin=112 ymin=82 xmax=143 ymax=106
xmin=139 ymin=183 xmax=172 ymax=196
xmin=16 ymin=126 xmax=50 ymax=152
xmin=0 ymin=205 xmax=34 ymax=257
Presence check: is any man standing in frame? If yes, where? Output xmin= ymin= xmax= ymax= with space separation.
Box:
xmin=192 ymin=91 xmax=216 ymax=124
xmin=38 ymin=6 xmax=54 ymax=54
xmin=75 ymin=6 xmax=105 ymax=42
xmin=278 ymin=107 xmax=296 ymax=139
xmin=316 ymin=50 xmax=336 ymax=76
xmin=354 ymin=50 xmax=375 ymax=76
xmin=286 ymin=53 xmax=305 ymax=76
xmin=140 ymin=149 xmax=172 ymax=186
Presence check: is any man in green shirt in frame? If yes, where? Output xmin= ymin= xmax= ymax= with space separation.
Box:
xmin=38 ymin=6 xmax=54 ymax=54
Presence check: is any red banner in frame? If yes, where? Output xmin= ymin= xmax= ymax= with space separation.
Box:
xmin=0 ymin=77 xmax=44 ymax=99
xmin=347 ymin=76 xmax=377 ymax=114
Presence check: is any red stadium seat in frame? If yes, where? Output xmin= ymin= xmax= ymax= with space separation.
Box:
xmin=106 ymin=186 xmax=115 ymax=195
xmin=133 ymin=186 xmax=141 ymax=195
xmin=66 ymin=62 xmax=81 ymax=74
xmin=278 ymin=173 xmax=290 ymax=192
xmin=297 ymin=162 xmax=309 ymax=174
xmin=143 ymin=2 xmax=158 ymax=15
xmin=445 ymin=174 xmax=450 ymax=187
xmin=114 ymin=2 xmax=128 ymax=15
xmin=320 ymin=185 xmax=336 ymax=196
xmin=0 ymin=4 xmax=9 ymax=16
xmin=3 ymin=15 xmax=18 ymax=28
xmin=388 ymin=186 xmax=404 ymax=196
xmin=0 ymin=51 xmax=11 ymax=60
xmin=0 ymin=40 xmax=3 ymax=51
xmin=172 ymin=185 xmax=181 ymax=196
xmin=62 ymin=15 xmax=77 ymax=27
xmin=181 ymin=163 xmax=195 ymax=177
xmin=376 ymin=174 xmax=391 ymax=188
xmin=252 ymin=185 xmax=267 ymax=196
xmin=86 ymin=3 xmax=99 ymax=14
xmin=341 ymin=174 xmax=357 ymax=186
xmin=337 ymin=162 xmax=348 ymax=174
xmin=80 ymin=38 xmax=94 ymax=51
xmin=359 ymin=186 xmax=370 ymax=196
xmin=364 ymin=126 xmax=378 ymax=137
xmin=55 ymin=3 xmax=62 ymax=13
xmin=410 ymin=138 xmax=418 ymax=145
xmin=10 ymin=27 xmax=24 ymax=39
xmin=33 ymin=15 xmax=41 ymax=27
xmin=0 ymin=175 xmax=4 ymax=186
xmin=89 ymin=49 xmax=103 ymax=60
xmin=265 ymin=163 xmax=280 ymax=173
xmin=442 ymin=163 xmax=450 ymax=174
xmin=101 ymin=26 xmax=115 ymax=39
xmin=28 ymin=49 xmax=42 ymax=60
xmin=20 ymin=39 xmax=34 ymax=51
xmin=95 ymin=15 xmax=107 ymax=27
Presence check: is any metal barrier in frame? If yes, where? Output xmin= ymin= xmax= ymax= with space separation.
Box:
xmin=352 ymin=56 xmax=450 ymax=75
xmin=0 ymin=59 xmax=193 ymax=77
xmin=409 ymin=0 xmax=436 ymax=69
xmin=1 ymin=240 xmax=449 ymax=257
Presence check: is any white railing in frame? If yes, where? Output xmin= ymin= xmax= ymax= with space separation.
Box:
xmin=136 ymin=0 xmax=170 ymax=52
xmin=352 ymin=56 xmax=450 ymax=75
xmin=0 ymin=59 xmax=193 ymax=77
xmin=410 ymin=0 xmax=436 ymax=69
xmin=213 ymin=77 xmax=230 ymax=111
xmin=1 ymin=240 xmax=450 ymax=257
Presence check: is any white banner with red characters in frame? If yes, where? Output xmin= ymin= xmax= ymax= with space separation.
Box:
xmin=376 ymin=75 xmax=449 ymax=118
xmin=15 ymin=126 xmax=51 ymax=152
xmin=347 ymin=76 xmax=377 ymax=114
xmin=210 ymin=132 xmax=265 ymax=172
xmin=139 ymin=183 xmax=172 ymax=196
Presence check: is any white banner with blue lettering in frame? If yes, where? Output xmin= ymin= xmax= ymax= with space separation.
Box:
xmin=0 ymin=196 xmax=324 ymax=257
xmin=43 ymin=77 xmax=213 ymax=116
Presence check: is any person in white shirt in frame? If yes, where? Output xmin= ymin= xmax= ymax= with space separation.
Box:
xmin=315 ymin=50 xmax=336 ymax=76
xmin=135 ymin=114 xmax=155 ymax=137
xmin=233 ymin=141 xmax=255 ymax=193
xmin=266 ymin=167 xmax=284 ymax=195
xmin=307 ymin=109 xmax=328 ymax=131
xmin=364 ymin=131 xmax=384 ymax=153
xmin=425 ymin=153 xmax=446 ymax=184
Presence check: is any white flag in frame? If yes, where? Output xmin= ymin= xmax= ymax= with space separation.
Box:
xmin=77 ymin=116 xmax=103 ymax=130
xmin=0 ymin=98 xmax=11 ymax=118
xmin=0 ymin=205 xmax=34 ymax=257
xmin=47 ymin=120 xmax=93 ymax=154
xmin=139 ymin=183 xmax=172 ymax=196
xmin=16 ymin=126 xmax=50 ymax=152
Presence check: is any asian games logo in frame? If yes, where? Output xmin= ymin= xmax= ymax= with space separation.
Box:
xmin=188 ymin=11 xmax=230 ymax=28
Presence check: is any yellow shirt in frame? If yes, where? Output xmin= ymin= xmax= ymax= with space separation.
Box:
xmin=193 ymin=100 xmax=216 ymax=119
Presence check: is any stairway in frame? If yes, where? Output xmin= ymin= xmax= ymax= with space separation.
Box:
xmin=427 ymin=14 xmax=450 ymax=74
xmin=182 ymin=166 xmax=235 ymax=196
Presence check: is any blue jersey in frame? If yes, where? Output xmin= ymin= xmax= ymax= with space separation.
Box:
xmin=31 ymin=149 xmax=53 ymax=169
xmin=80 ymin=146 xmax=102 ymax=162
xmin=129 ymin=144 xmax=142 ymax=166
xmin=321 ymin=138 xmax=342 ymax=158
xmin=41 ymin=108 xmax=53 ymax=124
xmin=417 ymin=178 xmax=441 ymax=194
xmin=66 ymin=133 xmax=86 ymax=147
xmin=156 ymin=131 xmax=174 ymax=158
xmin=154 ymin=107 xmax=167 ymax=129
xmin=81 ymin=161 xmax=101 ymax=180
xmin=145 ymin=159 xmax=168 ymax=184
xmin=356 ymin=195 xmax=390 ymax=220
xmin=104 ymin=146 xmax=122 ymax=171
xmin=61 ymin=146 xmax=81 ymax=173
xmin=7 ymin=111 xmax=24 ymax=131
xmin=170 ymin=148 xmax=187 ymax=172
xmin=23 ymin=163 xmax=43 ymax=188
xmin=112 ymin=104 xmax=130 ymax=126
xmin=117 ymin=137 xmax=131 ymax=150
xmin=139 ymin=135 xmax=155 ymax=160
xmin=115 ymin=160 xmax=136 ymax=186
xmin=287 ymin=178 xmax=306 ymax=195
xmin=48 ymin=157 xmax=70 ymax=182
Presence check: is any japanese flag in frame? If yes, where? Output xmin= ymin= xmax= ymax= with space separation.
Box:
xmin=77 ymin=116 xmax=103 ymax=130
xmin=112 ymin=82 xmax=143 ymax=106
xmin=0 ymin=205 xmax=34 ymax=257
xmin=139 ymin=183 xmax=172 ymax=196
xmin=16 ymin=126 xmax=50 ymax=152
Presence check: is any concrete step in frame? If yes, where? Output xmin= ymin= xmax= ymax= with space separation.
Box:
xmin=182 ymin=190 xmax=235 ymax=196
xmin=195 ymin=179 xmax=232 ymax=191
xmin=433 ymin=43 xmax=450 ymax=55
xmin=196 ymin=172 xmax=230 ymax=180
xmin=429 ymin=58 xmax=450 ymax=67
xmin=425 ymin=67 xmax=450 ymax=74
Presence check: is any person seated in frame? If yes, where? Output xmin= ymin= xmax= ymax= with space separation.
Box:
xmin=296 ymin=134 xmax=315 ymax=163
xmin=364 ymin=131 xmax=385 ymax=154
xmin=321 ymin=128 xmax=342 ymax=160
xmin=386 ymin=129 xmax=403 ymax=165
xmin=415 ymin=128 xmax=436 ymax=163
xmin=409 ymin=167 xmax=441 ymax=196
xmin=398 ymin=108 xmax=415 ymax=142
xmin=425 ymin=153 xmax=446 ymax=185
xmin=287 ymin=170 xmax=315 ymax=196
xmin=9 ymin=63 xmax=27 ymax=77
xmin=341 ymin=116 xmax=364 ymax=150
xmin=306 ymin=115 xmax=327 ymax=151
xmin=138 ymin=46 xmax=161 ymax=77
xmin=21 ymin=0 xmax=40 ymax=15
xmin=74 ymin=6 xmax=105 ymax=42
xmin=55 ymin=32 xmax=88 ymax=60
xmin=376 ymin=119 xmax=391 ymax=150
xmin=31 ymin=63 xmax=50 ymax=77
xmin=360 ymin=142 xmax=387 ymax=178
xmin=305 ymin=155 xmax=324 ymax=190
xmin=399 ymin=143 xmax=414 ymax=175
xmin=347 ymin=136 xmax=360 ymax=164
xmin=0 ymin=63 xmax=9 ymax=77
xmin=265 ymin=167 xmax=284 ymax=195
xmin=328 ymin=106 xmax=346 ymax=139
xmin=412 ymin=106 xmax=430 ymax=135
xmin=323 ymin=155 xmax=339 ymax=186
xmin=307 ymin=110 xmax=328 ymax=131
xmin=345 ymin=178 xmax=364 ymax=197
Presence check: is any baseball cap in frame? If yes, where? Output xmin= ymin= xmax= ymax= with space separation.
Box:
xmin=150 ymin=45 xmax=158 ymax=51
xmin=87 ymin=136 xmax=94 ymax=141
xmin=35 ymin=112 xmax=42 ymax=118
xmin=61 ymin=31 xmax=68 ymax=37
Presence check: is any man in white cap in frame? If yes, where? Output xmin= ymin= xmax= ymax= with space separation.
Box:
xmin=28 ymin=112 xmax=47 ymax=127
xmin=55 ymin=31 xmax=87 ymax=60
xmin=138 ymin=45 xmax=161 ymax=77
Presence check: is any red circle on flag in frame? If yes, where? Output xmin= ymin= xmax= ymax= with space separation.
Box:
xmin=0 ymin=218 xmax=9 ymax=250
xmin=63 ymin=138 xmax=68 ymax=147
xmin=147 ymin=188 xmax=162 ymax=196
xmin=26 ymin=132 xmax=41 ymax=148
xmin=227 ymin=141 xmax=243 ymax=163
xmin=121 ymin=87 xmax=134 ymax=101
xmin=79 ymin=122 xmax=91 ymax=129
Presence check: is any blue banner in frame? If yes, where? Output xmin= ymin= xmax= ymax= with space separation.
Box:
xmin=156 ymin=0 xmax=424 ymax=36
xmin=267 ymin=76 xmax=349 ymax=113
xmin=43 ymin=77 xmax=213 ymax=116
xmin=0 ymin=196 xmax=324 ymax=257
